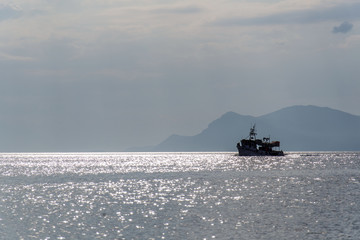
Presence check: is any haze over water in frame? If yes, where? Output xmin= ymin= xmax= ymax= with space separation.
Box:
xmin=0 ymin=152 xmax=359 ymax=239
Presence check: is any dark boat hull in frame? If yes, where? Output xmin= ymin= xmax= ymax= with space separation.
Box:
xmin=237 ymin=144 xmax=284 ymax=156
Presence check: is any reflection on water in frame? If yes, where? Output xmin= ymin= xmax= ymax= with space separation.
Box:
xmin=0 ymin=152 xmax=359 ymax=239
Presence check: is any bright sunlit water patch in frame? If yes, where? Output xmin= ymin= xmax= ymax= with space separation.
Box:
xmin=0 ymin=152 xmax=359 ymax=239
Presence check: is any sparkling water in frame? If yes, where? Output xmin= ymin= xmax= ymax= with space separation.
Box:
xmin=0 ymin=152 xmax=359 ymax=239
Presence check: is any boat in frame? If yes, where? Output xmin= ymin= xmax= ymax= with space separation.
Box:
xmin=236 ymin=124 xmax=284 ymax=156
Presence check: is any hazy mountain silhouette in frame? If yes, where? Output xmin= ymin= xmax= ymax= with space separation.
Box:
xmin=128 ymin=105 xmax=360 ymax=151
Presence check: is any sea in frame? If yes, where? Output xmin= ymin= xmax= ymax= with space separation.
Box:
xmin=0 ymin=152 xmax=359 ymax=240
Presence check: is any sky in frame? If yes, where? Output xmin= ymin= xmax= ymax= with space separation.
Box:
xmin=0 ymin=0 xmax=359 ymax=151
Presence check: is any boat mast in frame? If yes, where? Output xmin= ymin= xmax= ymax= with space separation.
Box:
xmin=249 ymin=124 xmax=257 ymax=140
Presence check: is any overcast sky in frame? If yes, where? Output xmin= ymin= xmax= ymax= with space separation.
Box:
xmin=1 ymin=0 xmax=359 ymax=151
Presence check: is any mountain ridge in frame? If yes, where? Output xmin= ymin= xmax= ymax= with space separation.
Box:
xmin=127 ymin=105 xmax=360 ymax=151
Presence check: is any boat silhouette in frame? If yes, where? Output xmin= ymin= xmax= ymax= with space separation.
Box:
xmin=236 ymin=125 xmax=284 ymax=156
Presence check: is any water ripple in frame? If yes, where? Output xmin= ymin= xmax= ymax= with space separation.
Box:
xmin=0 ymin=152 xmax=359 ymax=239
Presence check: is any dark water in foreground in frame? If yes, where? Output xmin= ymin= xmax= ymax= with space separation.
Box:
xmin=0 ymin=152 xmax=359 ymax=239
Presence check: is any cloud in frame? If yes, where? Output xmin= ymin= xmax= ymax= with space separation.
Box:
xmin=339 ymin=34 xmax=360 ymax=48
xmin=332 ymin=21 xmax=353 ymax=34
xmin=0 ymin=5 xmax=22 ymax=21
xmin=0 ymin=52 xmax=35 ymax=62
xmin=151 ymin=5 xmax=203 ymax=15
xmin=0 ymin=4 xmax=44 ymax=22
xmin=213 ymin=2 xmax=360 ymax=26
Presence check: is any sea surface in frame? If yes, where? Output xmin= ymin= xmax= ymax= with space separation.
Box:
xmin=0 ymin=152 xmax=359 ymax=240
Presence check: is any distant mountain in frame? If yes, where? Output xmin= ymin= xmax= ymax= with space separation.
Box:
xmin=129 ymin=105 xmax=360 ymax=151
